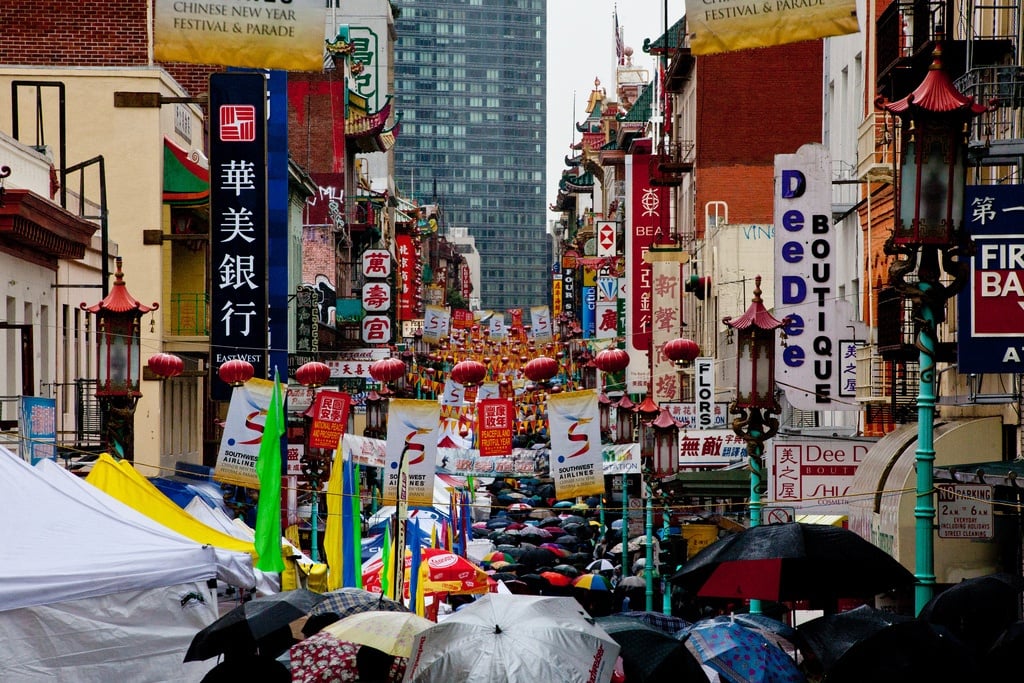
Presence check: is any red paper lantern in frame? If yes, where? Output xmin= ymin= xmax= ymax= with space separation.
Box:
xmin=295 ymin=361 xmax=331 ymax=388
xmin=523 ymin=356 xmax=559 ymax=383
xmin=148 ymin=352 xmax=184 ymax=379
xmin=664 ymin=338 xmax=701 ymax=365
xmin=218 ymin=358 xmax=254 ymax=386
xmin=594 ymin=348 xmax=630 ymax=373
xmin=369 ymin=357 xmax=407 ymax=384
xmin=450 ymin=359 xmax=487 ymax=386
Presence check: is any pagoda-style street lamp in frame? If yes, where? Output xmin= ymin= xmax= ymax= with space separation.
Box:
xmin=722 ymin=276 xmax=786 ymax=516
xmin=81 ymin=257 xmax=158 ymax=463
xmin=882 ymin=44 xmax=985 ymax=614
xmin=296 ymin=360 xmax=333 ymax=562
xmin=723 ymin=276 xmax=786 ymax=615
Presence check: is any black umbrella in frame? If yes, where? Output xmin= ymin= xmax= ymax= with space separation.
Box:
xmin=798 ymin=604 xmax=913 ymax=672
xmin=596 ymin=615 xmax=710 ymax=683
xmin=985 ymin=620 xmax=1024 ymax=679
xmin=184 ymin=588 xmax=326 ymax=662
xmin=490 ymin=571 xmax=519 ymax=582
xmin=918 ymin=573 xmax=1023 ymax=656
xmin=486 ymin=517 xmax=512 ymax=529
xmin=670 ymin=523 xmax=914 ymax=604
xmin=495 ymin=544 xmax=522 ymax=556
xmin=552 ymin=563 xmax=580 ymax=577
xmin=823 ymin=619 xmax=976 ymax=683
xmin=560 ymin=514 xmax=587 ymax=526
xmin=519 ymin=547 xmax=559 ymax=569
xmin=540 ymin=516 xmax=563 ymax=527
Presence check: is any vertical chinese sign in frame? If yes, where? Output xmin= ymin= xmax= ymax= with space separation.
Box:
xmin=477 ymin=398 xmax=514 ymax=457
xmin=625 ymin=151 xmax=667 ymax=393
xmin=210 ymin=72 xmax=268 ymax=401
xmin=361 ymin=248 xmax=393 ymax=345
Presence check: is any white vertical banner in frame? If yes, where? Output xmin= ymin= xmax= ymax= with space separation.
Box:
xmin=441 ymin=379 xmax=466 ymax=406
xmin=694 ymin=357 xmax=716 ymax=429
xmin=531 ymin=305 xmax=553 ymax=343
xmin=383 ymin=399 xmax=440 ymax=507
xmin=422 ymin=305 xmax=451 ymax=345
xmin=547 ymin=390 xmax=605 ymax=498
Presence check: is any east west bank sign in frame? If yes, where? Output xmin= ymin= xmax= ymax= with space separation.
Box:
xmin=958 ymin=184 xmax=1024 ymax=372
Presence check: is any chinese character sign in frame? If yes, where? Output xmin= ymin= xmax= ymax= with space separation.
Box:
xmin=396 ymin=233 xmax=419 ymax=320
xmin=362 ymin=249 xmax=392 ymax=278
xmin=210 ymin=72 xmax=268 ymax=401
xmin=478 ymin=398 xmax=514 ymax=457
xmin=625 ymin=151 xmax=666 ymax=392
xmin=308 ymin=390 xmax=352 ymax=450
xmin=678 ymin=430 xmax=748 ymax=468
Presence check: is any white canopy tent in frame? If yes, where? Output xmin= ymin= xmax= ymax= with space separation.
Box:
xmin=0 ymin=447 xmax=239 ymax=681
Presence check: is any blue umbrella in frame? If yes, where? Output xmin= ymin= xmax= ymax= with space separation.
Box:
xmin=680 ymin=618 xmax=806 ymax=683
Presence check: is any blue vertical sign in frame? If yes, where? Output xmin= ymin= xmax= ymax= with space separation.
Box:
xmin=209 ymin=72 xmax=268 ymax=401
xmin=19 ymin=397 xmax=56 ymax=464
xmin=266 ymin=70 xmax=289 ymax=382
xmin=582 ymin=286 xmax=596 ymax=339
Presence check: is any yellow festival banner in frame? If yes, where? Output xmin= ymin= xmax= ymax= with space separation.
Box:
xmin=684 ymin=0 xmax=858 ymax=55
xmin=154 ymin=0 xmax=327 ymax=71
xmin=547 ymin=390 xmax=605 ymax=499
xmin=382 ymin=400 xmax=440 ymax=507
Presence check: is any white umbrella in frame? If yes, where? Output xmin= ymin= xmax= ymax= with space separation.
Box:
xmin=587 ymin=559 xmax=615 ymax=573
xmin=405 ymin=594 xmax=621 ymax=683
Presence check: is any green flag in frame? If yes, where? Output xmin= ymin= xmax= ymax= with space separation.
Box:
xmin=254 ymin=368 xmax=286 ymax=572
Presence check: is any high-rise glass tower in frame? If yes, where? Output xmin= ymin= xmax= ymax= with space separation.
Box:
xmin=394 ymin=0 xmax=550 ymax=312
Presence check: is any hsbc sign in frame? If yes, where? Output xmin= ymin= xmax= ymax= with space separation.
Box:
xmin=958 ymin=184 xmax=1024 ymax=372
xmin=597 ymin=221 xmax=617 ymax=258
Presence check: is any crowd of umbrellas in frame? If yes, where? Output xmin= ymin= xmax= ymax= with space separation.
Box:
xmin=185 ymin=504 xmax=1024 ymax=682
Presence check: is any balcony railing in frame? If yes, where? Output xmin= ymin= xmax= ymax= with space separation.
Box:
xmin=857 ymin=112 xmax=895 ymax=183
xmin=169 ymin=292 xmax=209 ymax=336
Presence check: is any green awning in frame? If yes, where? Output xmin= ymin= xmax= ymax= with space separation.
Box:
xmin=163 ymin=137 xmax=209 ymax=207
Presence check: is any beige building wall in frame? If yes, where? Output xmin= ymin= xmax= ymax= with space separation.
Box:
xmin=0 ymin=67 xmax=206 ymax=474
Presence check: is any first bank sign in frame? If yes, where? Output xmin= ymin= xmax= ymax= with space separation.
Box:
xmin=959 ymin=184 xmax=1024 ymax=372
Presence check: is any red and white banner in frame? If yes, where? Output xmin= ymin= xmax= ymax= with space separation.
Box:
xmin=547 ymin=390 xmax=604 ymax=498
xmin=382 ymin=399 xmax=440 ymax=507
xmin=307 ymin=390 xmax=351 ymax=450
xmin=396 ymin=233 xmax=418 ymax=321
xmin=625 ymin=150 xmax=667 ymax=392
xmin=478 ymin=398 xmax=515 ymax=457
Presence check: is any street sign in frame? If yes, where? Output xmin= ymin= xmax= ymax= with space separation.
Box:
xmin=937 ymin=484 xmax=993 ymax=539
xmin=959 ymin=184 xmax=1024 ymax=372
xmin=597 ymin=221 xmax=616 ymax=258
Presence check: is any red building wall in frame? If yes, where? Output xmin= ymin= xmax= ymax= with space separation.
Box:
xmin=0 ymin=0 xmax=222 ymax=98
xmin=695 ymin=42 xmax=825 ymax=236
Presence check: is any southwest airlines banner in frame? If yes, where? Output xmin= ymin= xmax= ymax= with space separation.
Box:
xmin=382 ymin=400 xmax=440 ymax=507
xmin=684 ymin=0 xmax=858 ymax=56
xmin=547 ymin=390 xmax=604 ymax=498
xmin=422 ymin=305 xmax=450 ymax=345
xmin=154 ymin=0 xmax=326 ymax=71
xmin=215 ymin=378 xmax=275 ymax=487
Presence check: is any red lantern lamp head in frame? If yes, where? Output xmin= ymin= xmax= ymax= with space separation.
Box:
xmin=523 ymin=356 xmax=559 ymax=383
xmin=148 ymin=352 xmax=184 ymax=379
xmin=369 ymin=357 xmax=407 ymax=384
xmin=295 ymin=361 xmax=332 ymax=388
xmin=594 ymin=348 xmax=630 ymax=374
xmin=664 ymin=338 xmax=701 ymax=365
xmin=218 ymin=358 xmax=255 ymax=387
xmin=451 ymin=359 xmax=488 ymax=386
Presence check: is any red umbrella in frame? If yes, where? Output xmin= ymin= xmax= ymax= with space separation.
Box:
xmin=540 ymin=571 xmax=573 ymax=587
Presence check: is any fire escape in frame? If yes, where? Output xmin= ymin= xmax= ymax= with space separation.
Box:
xmin=857 ymin=0 xmax=1020 ymax=426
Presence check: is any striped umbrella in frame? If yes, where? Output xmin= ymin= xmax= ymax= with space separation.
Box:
xmin=573 ymin=573 xmax=613 ymax=591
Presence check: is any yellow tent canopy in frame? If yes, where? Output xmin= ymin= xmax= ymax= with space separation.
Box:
xmin=86 ymin=453 xmax=256 ymax=557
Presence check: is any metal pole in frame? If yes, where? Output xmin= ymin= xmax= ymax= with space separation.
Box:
xmin=645 ymin=482 xmax=654 ymax=611
xmin=310 ymin=464 xmax=320 ymax=563
xmin=621 ymin=472 xmax=629 ymax=581
xmin=663 ymin=498 xmax=672 ymax=614
xmin=749 ymin=425 xmax=764 ymax=615
xmin=915 ymin=282 xmax=937 ymax=614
